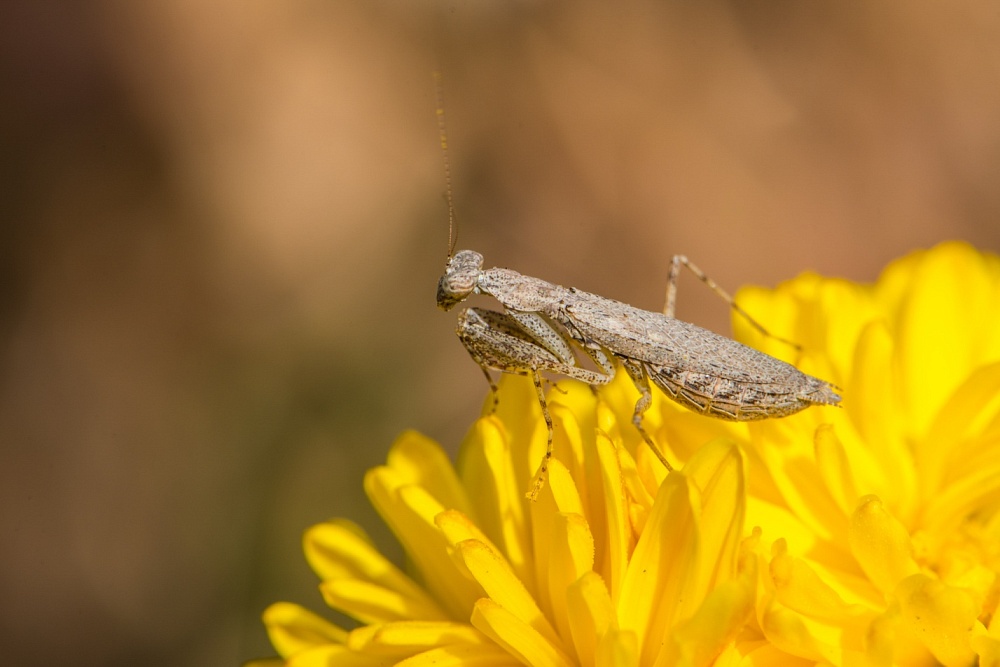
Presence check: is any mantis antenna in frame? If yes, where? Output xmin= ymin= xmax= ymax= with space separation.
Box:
xmin=434 ymin=72 xmax=458 ymax=259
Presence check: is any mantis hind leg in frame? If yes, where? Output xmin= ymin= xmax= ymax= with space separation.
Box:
xmin=664 ymin=255 xmax=801 ymax=353
xmin=620 ymin=358 xmax=674 ymax=473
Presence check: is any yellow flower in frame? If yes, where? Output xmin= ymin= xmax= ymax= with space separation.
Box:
xmin=253 ymin=241 xmax=1000 ymax=667
xmin=721 ymin=240 xmax=1000 ymax=666
xmin=255 ymin=378 xmax=756 ymax=667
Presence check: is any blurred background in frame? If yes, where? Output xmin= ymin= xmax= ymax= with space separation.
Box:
xmin=2 ymin=1 xmax=998 ymax=665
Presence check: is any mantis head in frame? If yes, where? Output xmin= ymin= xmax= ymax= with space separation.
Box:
xmin=437 ymin=250 xmax=483 ymax=311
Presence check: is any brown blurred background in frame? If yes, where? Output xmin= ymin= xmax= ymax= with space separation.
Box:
xmin=1 ymin=1 xmax=998 ymax=665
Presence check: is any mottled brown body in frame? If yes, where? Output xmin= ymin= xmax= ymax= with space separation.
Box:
xmin=438 ymin=249 xmax=841 ymax=498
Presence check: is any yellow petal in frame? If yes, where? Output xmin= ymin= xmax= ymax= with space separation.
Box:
xmin=612 ymin=431 xmax=652 ymax=539
xmin=565 ymin=572 xmax=616 ymax=667
xmin=757 ymin=542 xmax=870 ymax=664
xmin=596 ymin=371 xmax=646 ymax=451
xmin=757 ymin=593 xmax=837 ymax=664
xmin=285 ymin=644 xmax=387 ymax=667
xmin=893 ymin=241 xmax=994 ymax=437
xmin=364 ymin=469 xmax=477 ymax=618
xmin=434 ymin=509 xmax=497 ymax=599
xmin=548 ymin=400 xmax=621 ymax=568
xmin=768 ymin=542 xmax=869 ymax=626
xmin=456 ymin=416 xmax=530 ymax=584
xmin=745 ymin=497 xmax=819 ymax=557
xmin=924 ymin=360 xmax=1000 ymax=457
xmin=387 ymin=430 xmax=472 ymax=515
xmin=547 ymin=402 xmax=588 ymax=483
xmin=595 ymin=627 xmax=638 ymax=667
xmin=970 ymin=620 xmax=1000 ymax=667
xmin=748 ymin=421 xmax=846 ymax=545
xmin=457 ymin=539 xmax=563 ymax=650
xmin=920 ymin=361 xmax=1000 ymax=518
xmin=618 ymin=473 xmax=699 ymax=666
xmin=262 ymin=602 xmax=347 ymax=658
xmin=303 ymin=520 xmax=440 ymax=611
xmin=683 ymin=440 xmax=747 ymax=594
xmin=471 ymin=598 xmax=575 ymax=667
xmin=719 ymin=642 xmax=813 ymax=667
xmin=845 ymin=322 xmax=912 ymax=508
xmin=849 ymin=495 xmax=919 ymax=596
xmin=436 ymin=508 xmax=501 ymax=552
xmin=529 ymin=456 xmax=585 ymax=614
xmin=810 ymin=278 xmax=882 ymax=384
xmin=544 ymin=512 xmax=595 ymax=656
xmin=659 ymin=550 xmax=756 ymax=667
xmin=813 ymin=424 xmax=859 ymax=518
xmin=894 ymin=573 xmax=979 ymax=665
xmin=395 ymin=643 xmax=521 ymax=667
xmin=534 ymin=457 xmax=585 ymax=516
xmin=659 ymin=406 xmax=742 ymax=478
xmin=320 ymin=578 xmax=448 ymax=624
xmin=921 ymin=453 xmax=1000 ymax=543
xmin=861 ymin=607 xmax=900 ymax=667
xmin=549 ymin=380 xmax=601 ymax=469
xmin=487 ymin=373 xmax=546 ymax=480
xmin=593 ymin=431 xmax=630 ymax=601
xmin=873 ymin=244 xmax=919 ymax=318
xmin=346 ymin=621 xmax=487 ymax=656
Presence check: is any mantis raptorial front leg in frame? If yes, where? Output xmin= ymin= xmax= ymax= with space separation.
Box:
xmin=456 ymin=308 xmax=611 ymax=499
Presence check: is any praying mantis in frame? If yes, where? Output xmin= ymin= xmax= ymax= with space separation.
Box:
xmin=432 ymin=79 xmax=840 ymax=499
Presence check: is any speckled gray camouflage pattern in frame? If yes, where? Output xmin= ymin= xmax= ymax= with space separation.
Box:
xmin=438 ymin=249 xmax=841 ymax=499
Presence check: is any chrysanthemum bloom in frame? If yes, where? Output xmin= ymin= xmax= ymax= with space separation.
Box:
xmin=719 ymin=240 xmax=1000 ymax=666
xmin=252 ymin=241 xmax=999 ymax=667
